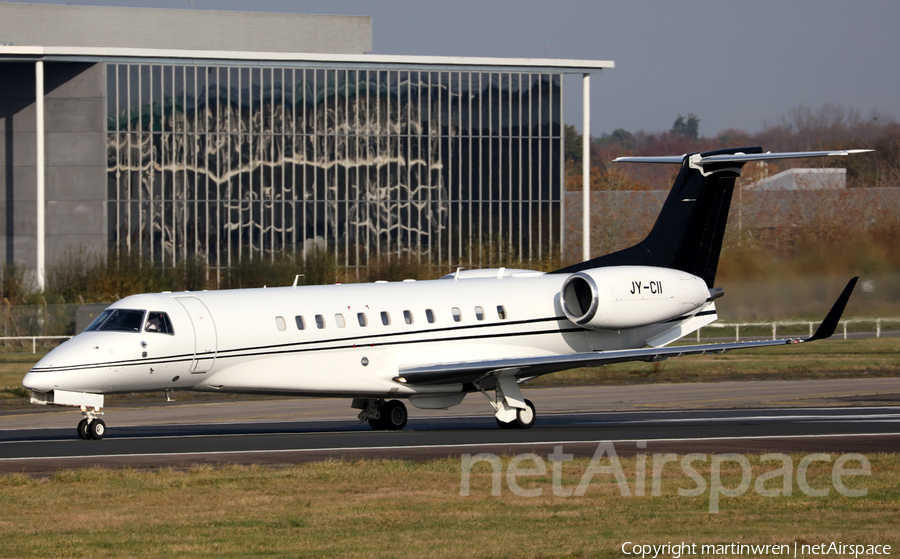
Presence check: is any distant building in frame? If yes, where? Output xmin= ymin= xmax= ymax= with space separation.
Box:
xmin=744 ymin=168 xmax=847 ymax=191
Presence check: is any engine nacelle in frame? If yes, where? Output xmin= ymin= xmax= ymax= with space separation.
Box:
xmin=560 ymin=266 xmax=711 ymax=330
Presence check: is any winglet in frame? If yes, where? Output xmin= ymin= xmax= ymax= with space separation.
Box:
xmin=806 ymin=277 xmax=859 ymax=342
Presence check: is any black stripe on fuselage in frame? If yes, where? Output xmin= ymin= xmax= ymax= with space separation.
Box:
xmin=215 ymin=314 xmax=568 ymax=356
xmin=29 ymin=315 xmax=576 ymax=373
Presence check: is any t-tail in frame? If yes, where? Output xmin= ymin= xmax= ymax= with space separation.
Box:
xmin=552 ymin=146 xmax=873 ymax=287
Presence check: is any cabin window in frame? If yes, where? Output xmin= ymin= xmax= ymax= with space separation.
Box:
xmin=296 ymin=316 xmax=306 ymax=330
xmin=335 ymin=314 xmax=346 ymax=328
xmin=426 ymin=309 xmax=436 ymax=323
xmin=358 ymin=313 xmax=368 ymax=327
xmin=145 ymin=311 xmax=174 ymax=334
xmin=315 ymin=315 xmax=326 ymax=329
xmin=497 ymin=305 xmax=507 ymax=319
xmin=403 ymin=310 xmax=414 ymax=325
xmin=275 ymin=316 xmax=287 ymax=331
xmin=474 ymin=306 xmax=485 ymax=321
xmin=86 ymin=309 xmax=145 ymax=333
xmin=381 ymin=311 xmax=391 ymax=326
xmin=451 ymin=307 xmax=462 ymax=322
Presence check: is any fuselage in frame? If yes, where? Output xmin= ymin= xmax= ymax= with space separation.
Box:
xmin=23 ymin=266 xmax=712 ymax=403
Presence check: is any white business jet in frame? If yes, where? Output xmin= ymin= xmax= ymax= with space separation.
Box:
xmin=23 ymin=147 xmax=867 ymax=440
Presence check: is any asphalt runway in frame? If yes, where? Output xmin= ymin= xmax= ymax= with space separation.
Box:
xmin=1 ymin=378 xmax=899 ymax=474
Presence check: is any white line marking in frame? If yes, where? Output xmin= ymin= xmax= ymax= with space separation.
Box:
xmin=2 ymin=432 xmax=899 ymax=462
xmin=611 ymin=413 xmax=900 ymax=424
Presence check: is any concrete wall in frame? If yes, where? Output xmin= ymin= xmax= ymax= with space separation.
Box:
xmin=44 ymin=63 xmax=108 ymax=268
xmin=745 ymin=168 xmax=847 ymax=191
xmin=0 ymin=4 xmax=371 ymax=54
xmin=0 ymin=62 xmax=107 ymax=275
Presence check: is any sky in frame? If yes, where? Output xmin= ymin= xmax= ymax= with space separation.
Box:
xmin=14 ymin=0 xmax=900 ymax=138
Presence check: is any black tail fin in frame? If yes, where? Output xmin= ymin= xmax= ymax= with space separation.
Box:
xmin=553 ymin=146 xmax=763 ymax=287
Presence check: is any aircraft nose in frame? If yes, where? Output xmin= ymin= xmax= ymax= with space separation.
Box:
xmin=22 ymin=371 xmax=54 ymax=392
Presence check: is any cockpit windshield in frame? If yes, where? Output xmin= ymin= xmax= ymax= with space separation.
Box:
xmin=84 ymin=309 xmax=146 ymax=333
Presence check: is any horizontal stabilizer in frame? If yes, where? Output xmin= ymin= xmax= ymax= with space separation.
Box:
xmin=614 ymin=149 xmax=873 ymax=166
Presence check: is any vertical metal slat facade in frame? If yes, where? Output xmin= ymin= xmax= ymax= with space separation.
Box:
xmin=107 ymin=64 xmax=563 ymax=284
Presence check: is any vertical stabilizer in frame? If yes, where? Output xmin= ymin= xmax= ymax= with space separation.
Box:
xmin=553 ymin=147 xmax=762 ymax=286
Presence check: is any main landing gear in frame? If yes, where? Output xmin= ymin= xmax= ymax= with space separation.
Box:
xmin=354 ymin=398 xmax=408 ymax=431
xmin=77 ymin=406 xmax=106 ymax=440
xmin=496 ymin=399 xmax=536 ymax=429
xmin=476 ymin=375 xmax=537 ymax=430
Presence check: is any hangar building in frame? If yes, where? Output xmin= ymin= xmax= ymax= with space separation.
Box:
xmin=0 ymin=3 xmax=611 ymax=287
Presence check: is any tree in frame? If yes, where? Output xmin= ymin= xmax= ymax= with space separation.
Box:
xmin=671 ymin=113 xmax=700 ymax=139
xmin=564 ymin=124 xmax=583 ymax=166
xmin=596 ymin=128 xmax=636 ymax=151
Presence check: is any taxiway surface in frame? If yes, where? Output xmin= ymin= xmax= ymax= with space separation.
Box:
xmin=1 ymin=378 xmax=898 ymax=474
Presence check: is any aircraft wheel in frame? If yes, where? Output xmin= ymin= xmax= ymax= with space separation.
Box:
xmin=88 ymin=419 xmax=106 ymax=440
xmin=495 ymin=417 xmax=516 ymax=429
xmin=368 ymin=417 xmax=386 ymax=430
xmin=382 ymin=400 xmax=408 ymax=431
xmin=514 ymin=399 xmax=536 ymax=429
xmin=77 ymin=419 xmax=90 ymax=440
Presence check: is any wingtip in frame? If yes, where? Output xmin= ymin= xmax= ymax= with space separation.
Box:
xmin=806 ymin=276 xmax=859 ymax=342
xmin=829 ymin=149 xmax=875 ymax=156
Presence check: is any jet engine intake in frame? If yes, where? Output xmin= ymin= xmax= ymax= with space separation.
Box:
xmin=560 ymin=266 xmax=710 ymax=330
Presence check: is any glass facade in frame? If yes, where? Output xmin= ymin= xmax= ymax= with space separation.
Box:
xmin=107 ymin=64 xmax=562 ymax=281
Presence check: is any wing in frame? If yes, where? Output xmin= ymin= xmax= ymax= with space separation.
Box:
xmin=393 ymin=277 xmax=858 ymax=386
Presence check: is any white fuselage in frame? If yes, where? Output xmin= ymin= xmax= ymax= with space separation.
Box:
xmin=23 ymin=266 xmax=712 ymax=406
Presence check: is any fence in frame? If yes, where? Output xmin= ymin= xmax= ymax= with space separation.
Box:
xmin=695 ymin=317 xmax=900 ymax=342
xmin=0 ymin=301 xmax=82 ymax=339
xmin=0 ymin=336 xmax=72 ymax=354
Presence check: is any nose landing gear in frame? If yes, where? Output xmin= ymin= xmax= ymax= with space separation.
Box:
xmin=77 ymin=407 xmax=106 ymax=440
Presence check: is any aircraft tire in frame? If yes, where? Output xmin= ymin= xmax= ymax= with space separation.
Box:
xmin=368 ymin=417 xmax=386 ymax=430
xmin=382 ymin=400 xmax=408 ymax=430
xmin=495 ymin=417 xmax=516 ymax=429
xmin=77 ymin=419 xmax=90 ymax=440
xmin=88 ymin=419 xmax=106 ymax=440
xmin=514 ymin=399 xmax=536 ymax=429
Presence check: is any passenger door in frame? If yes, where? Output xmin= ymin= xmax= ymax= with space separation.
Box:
xmin=176 ymin=297 xmax=218 ymax=373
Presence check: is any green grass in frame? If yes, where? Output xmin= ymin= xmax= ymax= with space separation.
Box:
xmin=0 ymin=454 xmax=897 ymax=558
xmin=0 ymin=354 xmax=40 ymax=404
xmin=531 ymin=337 xmax=900 ymax=386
